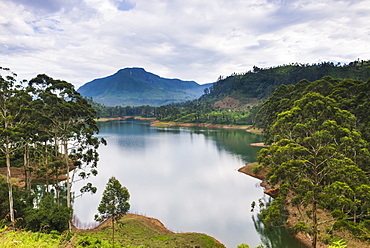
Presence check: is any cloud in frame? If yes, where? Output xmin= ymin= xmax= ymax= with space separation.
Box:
xmin=0 ymin=0 xmax=369 ymax=88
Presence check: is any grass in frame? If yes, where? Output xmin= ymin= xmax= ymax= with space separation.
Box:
xmin=0 ymin=214 xmax=225 ymax=248
xmin=0 ymin=230 xmax=68 ymax=247
xmin=75 ymin=214 xmax=225 ymax=248
xmin=151 ymin=121 xmax=175 ymax=127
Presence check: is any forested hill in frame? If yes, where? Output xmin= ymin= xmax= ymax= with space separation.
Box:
xmin=78 ymin=67 xmax=212 ymax=106
xmin=201 ymin=60 xmax=370 ymax=104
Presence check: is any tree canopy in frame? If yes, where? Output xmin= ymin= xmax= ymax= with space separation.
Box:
xmin=0 ymin=68 xmax=104 ymax=232
xmin=95 ymin=176 xmax=130 ymax=247
xmin=258 ymin=92 xmax=370 ymax=247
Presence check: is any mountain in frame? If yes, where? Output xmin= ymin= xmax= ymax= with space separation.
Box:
xmin=78 ymin=68 xmax=213 ymax=106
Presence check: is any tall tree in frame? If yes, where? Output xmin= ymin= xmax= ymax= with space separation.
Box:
xmin=0 ymin=68 xmax=31 ymax=223
xmin=28 ymin=74 xmax=104 ymax=210
xmin=95 ymin=177 xmax=130 ymax=248
xmin=258 ymin=93 xmax=370 ymax=248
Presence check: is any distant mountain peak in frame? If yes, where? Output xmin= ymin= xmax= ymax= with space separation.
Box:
xmin=78 ymin=68 xmax=213 ymax=107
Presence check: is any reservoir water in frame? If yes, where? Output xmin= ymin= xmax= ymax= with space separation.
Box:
xmin=72 ymin=120 xmax=305 ymax=248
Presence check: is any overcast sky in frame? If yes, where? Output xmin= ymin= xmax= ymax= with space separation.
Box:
xmin=1 ymin=0 xmax=369 ymax=88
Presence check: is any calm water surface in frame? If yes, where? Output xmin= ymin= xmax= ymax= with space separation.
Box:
xmin=72 ymin=120 xmax=304 ymax=248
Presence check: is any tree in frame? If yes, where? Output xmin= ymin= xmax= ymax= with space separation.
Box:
xmin=258 ymin=93 xmax=370 ymax=248
xmin=95 ymin=177 xmax=130 ymax=248
xmin=0 ymin=68 xmax=31 ymax=223
xmin=28 ymin=74 xmax=105 ymax=209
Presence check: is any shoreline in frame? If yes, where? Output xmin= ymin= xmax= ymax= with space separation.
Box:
xmin=238 ymin=163 xmax=369 ymax=248
xmin=151 ymin=120 xmax=264 ymax=132
xmin=237 ymin=162 xmax=278 ymax=197
xmin=95 ymin=116 xmax=156 ymax=122
xmin=94 ymin=117 xmax=265 ymax=134
xmin=238 ymin=163 xmax=310 ymax=247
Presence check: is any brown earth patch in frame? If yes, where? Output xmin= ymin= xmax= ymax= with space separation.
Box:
xmin=250 ymin=142 xmax=269 ymax=147
xmin=151 ymin=120 xmax=254 ymax=130
xmin=0 ymin=165 xmax=72 ymax=188
xmin=213 ymin=97 xmax=241 ymax=108
xmin=96 ymin=117 xmax=156 ymax=122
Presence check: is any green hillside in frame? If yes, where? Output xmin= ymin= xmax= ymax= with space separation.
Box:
xmin=200 ymin=60 xmax=370 ymax=105
xmin=78 ymin=68 xmax=212 ymax=106
xmin=0 ymin=214 xmax=225 ymax=248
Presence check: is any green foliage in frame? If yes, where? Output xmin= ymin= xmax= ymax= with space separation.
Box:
xmin=95 ymin=177 xmax=130 ymax=248
xmin=255 ymin=76 xmax=370 ymax=148
xmin=77 ymin=235 xmax=109 ymax=247
xmin=0 ymin=175 xmax=31 ymax=223
xmin=258 ymin=92 xmax=370 ymax=247
xmin=95 ymin=177 xmax=130 ymax=223
xmin=237 ymin=243 xmax=250 ymax=248
xmin=328 ymin=239 xmax=347 ymax=248
xmin=204 ymin=60 xmax=370 ymax=104
xmin=75 ymin=215 xmax=225 ymax=248
xmin=25 ymin=195 xmax=72 ymax=233
xmin=0 ymin=230 xmax=62 ymax=247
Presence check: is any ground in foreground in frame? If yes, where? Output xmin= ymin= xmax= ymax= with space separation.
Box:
xmin=0 ymin=214 xmax=225 ymax=248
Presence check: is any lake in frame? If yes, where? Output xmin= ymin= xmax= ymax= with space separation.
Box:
xmin=72 ymin=119 xmax=305 ymax=248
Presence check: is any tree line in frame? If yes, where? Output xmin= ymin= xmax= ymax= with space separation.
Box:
xmin=202 ymin=60 xmax=370 ymax=101
xmin=0 ymin=68 xmax=105 ymax=232
xmin=90 ymin=99 xmax=258 ymax=126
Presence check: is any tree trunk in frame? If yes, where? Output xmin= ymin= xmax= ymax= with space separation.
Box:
xmin=54 ymin=137 xmax=60 ymax=205
xmin=64 ymin=140 xmax=72 ymax=231
xmin=112 ymin=217 xmax=115 ymax=248
xmin=312 ymin=199 xmax=317 ymax=248
xmin=5 ymin=137 xmax=15 ymax=223
xmin=24 ymin=145 xmax=32 ymax=191
xmin=45 ymin=141 xmax=49 ymax=194
xmin=64 ymin=140 xmax=71 ymax=208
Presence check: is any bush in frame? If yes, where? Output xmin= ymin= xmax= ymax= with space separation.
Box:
xmin=0 ymin=175 xmax=32 ymax=224
xmin=237 ymin=244 xmax=250 ymax=248
xmin=25 ymin=195 xmax=72 ymax=233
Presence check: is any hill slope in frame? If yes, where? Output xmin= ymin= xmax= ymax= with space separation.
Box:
xmin=201 ymin=60 xmax=370 ymax=107
xmin=78 ymin=68 xmax=212 ymax=106
xmin=0 ymin=214 xmax=225 ymax=247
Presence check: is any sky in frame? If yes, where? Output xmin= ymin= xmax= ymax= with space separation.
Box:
xmin=1 ymin=0 xmax=369 ymax=89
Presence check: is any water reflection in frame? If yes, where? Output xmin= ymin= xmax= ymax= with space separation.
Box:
xmin=252 ymin=197 xmax=308 ymax=248
xmin=72 ymin=120 xmax=297 ymax=248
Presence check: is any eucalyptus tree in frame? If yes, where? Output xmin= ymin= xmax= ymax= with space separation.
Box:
xmin=28 ymin=74 xmax=105 ymax=209
xmin=95 ymin=177 xmax=130 ymax=248
xmin=0 ymin=68 xmax=32 ymax=223
xmin=258 ymin=93 xmax=370 ymax=248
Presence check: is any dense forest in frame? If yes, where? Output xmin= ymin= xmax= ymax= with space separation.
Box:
xmin=201 ymin=60 xmax=370 ymax=101
xmin=0 ymin=68 xmax=105 ymax=233
xmin=255 ymin=76 xmax=370 ymax=247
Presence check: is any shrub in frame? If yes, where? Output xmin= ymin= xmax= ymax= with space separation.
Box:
xmin=25 ymin=195 xmax=72 ymax=233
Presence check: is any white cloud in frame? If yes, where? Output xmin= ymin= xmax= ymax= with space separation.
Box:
xmin=0 ymin=0 xmax=369 ymax=88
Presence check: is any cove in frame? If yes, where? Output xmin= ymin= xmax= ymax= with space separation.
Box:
xmin=72 ymin=120 xmax=304 ymax=248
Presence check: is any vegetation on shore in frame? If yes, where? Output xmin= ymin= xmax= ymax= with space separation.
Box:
xmin=0 ymin=68 xmax=107 ymax=237
xmin=0 ymin=214 xmax=225 ymax=248
xmin=242 ymin=76 xmax=370 ymax=248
